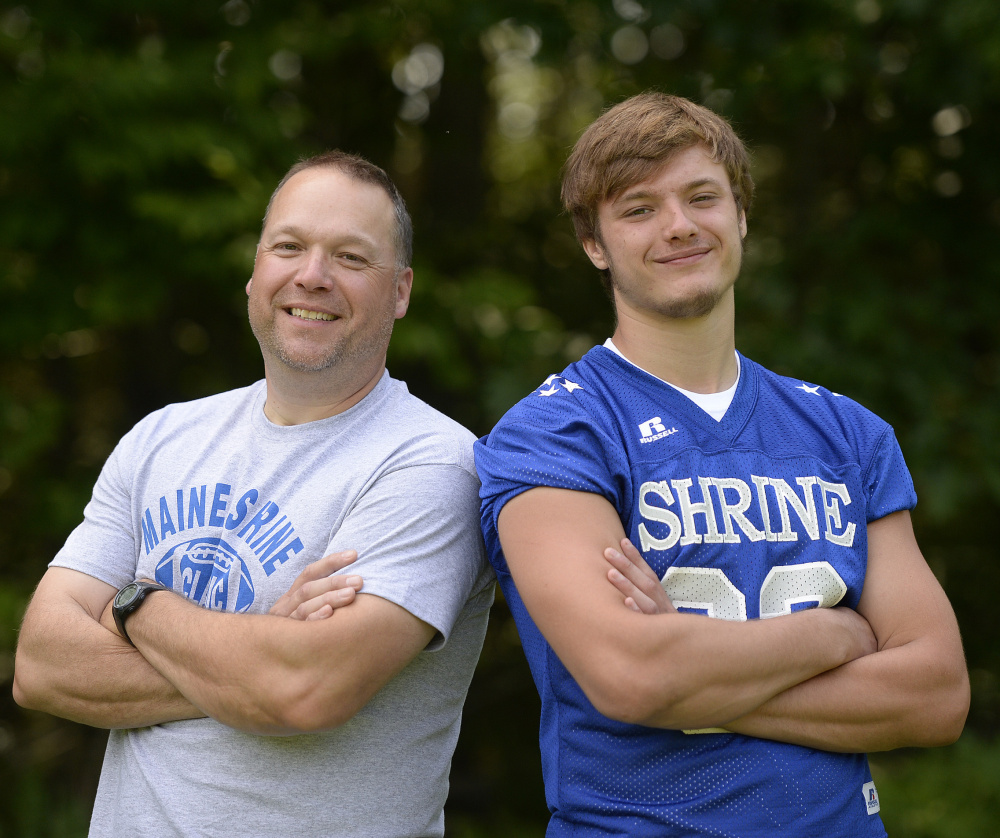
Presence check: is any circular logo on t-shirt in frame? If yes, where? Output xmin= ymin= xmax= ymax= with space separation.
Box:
xmin=155 ymin=536 xmax=255 ymax=613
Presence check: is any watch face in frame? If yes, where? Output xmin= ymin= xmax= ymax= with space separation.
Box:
xmin=114 ymin=581 xmax=142 ymax=609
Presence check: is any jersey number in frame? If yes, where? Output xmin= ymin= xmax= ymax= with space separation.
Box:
xmin=663 ymin=561 xmax=847 ymax=621
xmin=665 ymin=561 xmax=848 ymax=734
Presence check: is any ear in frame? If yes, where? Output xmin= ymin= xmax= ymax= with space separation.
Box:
xmin=394 ymin=267 xmax=414 ymax=319
xmin=581 ymin=238 xmax=609 ymax=271
xmin=739 ymin=209 xmax=748 ymax=239
xmin=247 ymin=245 xmax=261 ymax=295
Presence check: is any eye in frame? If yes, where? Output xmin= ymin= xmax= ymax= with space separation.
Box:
xmin=625 ymin=206 xmax=651 ymax=218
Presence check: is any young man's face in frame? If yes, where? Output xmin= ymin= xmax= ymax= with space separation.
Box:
xmin=582 ymin=144 xmax=747 ymax=322
xmin=247 ymin=167 xmax=412 ymax=376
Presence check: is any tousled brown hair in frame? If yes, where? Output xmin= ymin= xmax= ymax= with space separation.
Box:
xmin=561 ymin=92 xmax=754 ymax=247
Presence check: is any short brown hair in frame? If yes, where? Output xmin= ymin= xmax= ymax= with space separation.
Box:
xmin=262 ymin=150 xmax=413 ymax=269
xmin=561 ymin=92 xmax=754 ymax=245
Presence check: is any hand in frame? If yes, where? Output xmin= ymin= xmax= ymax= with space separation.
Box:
xmin=829 ymin=606 xmax=878 ymax=661
xmin=604 ymin=538 xmax=676 ymax=615
xmin=269 ymin=550 xmax=363 ymax=621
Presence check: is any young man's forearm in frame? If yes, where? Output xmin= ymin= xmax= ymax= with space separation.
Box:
xmin=724 ymin=633 xmax=969 ymax=751
xmin=498 ymin=487 xmax=878 ymax=731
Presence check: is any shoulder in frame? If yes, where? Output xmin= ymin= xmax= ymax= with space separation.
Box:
xmin=371 ymin=376 xmax=480 ymax=476
xmin=127 ymin=382 xmax=262 ymax=435
xmin=475 ymin=348 xmax=635 ymax=504
xmin=482 ymin=347 xmax=622 ymax=442
xmin=110 ymin=382 xmax=263 ymax=460
xmin=747 ymin=357 xmax=896 ymax=450
xmin=746 ymin=358 xmax=916 ymax=516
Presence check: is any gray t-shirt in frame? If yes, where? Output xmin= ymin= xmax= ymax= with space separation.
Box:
xmin=52 ymin=372 xmax=494 ymax=838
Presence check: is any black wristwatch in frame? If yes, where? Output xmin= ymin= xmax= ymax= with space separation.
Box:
xmin=112 ymin=580 xmax=167 ymax=646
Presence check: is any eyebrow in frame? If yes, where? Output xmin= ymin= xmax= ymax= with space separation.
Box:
xmin=265 ymin=224 xmax=378 ymax=250
xmin=615 ymin=177 xmax=727 ymax=204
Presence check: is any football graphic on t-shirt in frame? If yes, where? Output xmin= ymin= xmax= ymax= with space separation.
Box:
xmin=155 ymin=536 xmax=255 ymax=613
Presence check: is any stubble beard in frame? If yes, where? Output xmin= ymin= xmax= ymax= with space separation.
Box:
xmin=249 ymin=300 xmax=397 ymax=374
xmin=605 ymin=248 xmax=742 ymax=321
xmin=638 ymin=284 xmax=729 ymax=320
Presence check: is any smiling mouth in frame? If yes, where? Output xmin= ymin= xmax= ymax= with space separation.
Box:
xmin=289 ymin=307 xmax=336 ymax=321
xmin=657 ymin=248 xmax=710 ymax=264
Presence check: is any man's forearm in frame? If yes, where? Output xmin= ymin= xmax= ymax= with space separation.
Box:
xmin=124 ymin=585 xmax=433 ymax=735
xmin=14 ymin=553 xmax=366 ymax=730
xmin=13 ymin=590 xmax=203 ymax=729
xmin=16 ymin=648 xmax=203 ymax=730
xmin=124 ymin=591 xmax=303 ymax=734
xmin=601 ymin=519 xmax=969 ymax=745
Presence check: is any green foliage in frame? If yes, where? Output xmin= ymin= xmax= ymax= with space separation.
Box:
xmin=2 ymin=769 xmax=91 ymax=838
xmin=872 ymin=734 xmax=1000 ymax=837
xmin=2 ymin=0 xmax=997 ymax=831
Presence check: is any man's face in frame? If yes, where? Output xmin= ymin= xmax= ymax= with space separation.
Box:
xmin=247 ymin=167 xmax=412 ymax=376
xmin=582 ymin=144 xmax=747 ymax=322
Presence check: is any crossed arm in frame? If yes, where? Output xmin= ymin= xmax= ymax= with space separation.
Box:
xmin=497 ymin=486 xmax=969 ymax=750
xmin=13 ymin=551 xmax=433 ymax=735
xmin=606 ymin=508 xmax=969 ymax=751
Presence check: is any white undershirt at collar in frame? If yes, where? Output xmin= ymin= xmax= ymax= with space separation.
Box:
xmin=603 ymin=339 xmax=739 ymax=422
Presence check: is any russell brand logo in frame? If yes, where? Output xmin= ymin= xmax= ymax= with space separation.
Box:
xmin=639 ymin=416 xmax=678 ymax=444
xmin=861 ymin=781 xmax=880 ymax=815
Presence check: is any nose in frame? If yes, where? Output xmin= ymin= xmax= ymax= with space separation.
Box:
xmin=294 ymin=249 xmax=334 ymax=291
xmin=661 ymin=202 xmax=699 ymax=241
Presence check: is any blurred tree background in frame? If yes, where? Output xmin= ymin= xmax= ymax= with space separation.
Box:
xmin=1 ymin=0 xmax=998 ymax=834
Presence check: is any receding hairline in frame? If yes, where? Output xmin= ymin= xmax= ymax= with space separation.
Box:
xmin=262 ymin=164 xmax=391 ymax=227
xmin=260 ymin=150 xmax=414 ymax=269
xmin=264 ymin=167 xmax=395 ymax=228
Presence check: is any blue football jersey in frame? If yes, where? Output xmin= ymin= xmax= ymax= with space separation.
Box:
xmin=475 ymin=346 xmax=915 ymax=837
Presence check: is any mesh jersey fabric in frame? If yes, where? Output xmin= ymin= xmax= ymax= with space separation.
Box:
xmin=475 ymin=346 xmax=914 ymax=837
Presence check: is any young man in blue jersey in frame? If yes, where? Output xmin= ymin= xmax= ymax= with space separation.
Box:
xmin=474 ymin=92 xmax=969 ymax=836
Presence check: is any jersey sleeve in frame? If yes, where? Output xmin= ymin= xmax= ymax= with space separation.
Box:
xmin=474 ymin=397 xmax=630 ymax=574
xmin=324 ymin=462 xmax=492 ymax=649
xmin=863 ymin=425 xmax=918 ymax=522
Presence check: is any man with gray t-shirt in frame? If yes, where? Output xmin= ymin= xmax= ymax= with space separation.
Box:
xmin=13 ymin=151 xmax=494 ymax=838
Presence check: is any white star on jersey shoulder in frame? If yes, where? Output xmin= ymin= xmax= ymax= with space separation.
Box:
xmin=536 ymin=375 xmax=584 ymax=397
xmin=797 ymin=382 xmax=844 ymax=397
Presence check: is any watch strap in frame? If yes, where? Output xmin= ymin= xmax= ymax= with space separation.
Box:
xmin=113 ymin=581 xmax=167 ymax=646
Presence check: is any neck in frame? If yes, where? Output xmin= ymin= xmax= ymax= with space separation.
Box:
xmin=611 ymin=292 xmax=738 ymax=394
xmin=260 ymin=359 xmax=386 ymax=426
